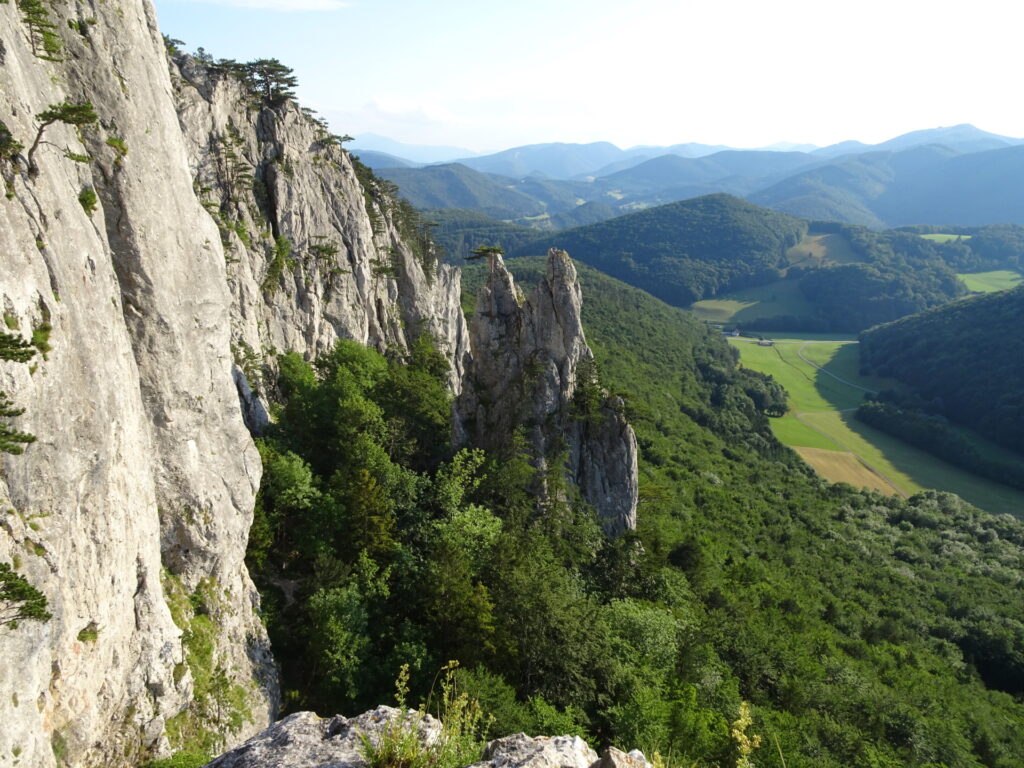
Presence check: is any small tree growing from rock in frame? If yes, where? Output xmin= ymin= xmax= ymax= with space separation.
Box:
xmin=27 ymin=100 xmax=98 ymax=177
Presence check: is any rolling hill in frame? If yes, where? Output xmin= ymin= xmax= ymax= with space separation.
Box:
xmin=751 ymin=144 xmax=1024 ymax=227
xmin=509 ymin=194 xmax=808 ymax=305
xmin=860 ymin=286 xmax=1024 ymax=454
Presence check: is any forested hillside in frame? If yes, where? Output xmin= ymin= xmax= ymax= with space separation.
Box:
xmin=770 ymin=223 xmax=967 ymax=332
xmin=860 ymin=286 xmax=1024 ymax=454
xmin=750 ymin=144 xmax=1024 ymax=228
xmin=250 ymin=256 xmax=1024 ymax=768
xmin=509 ymin=195 xmax=807 ymax=305
xmin=505 ymin=201 xmax=966 ymax=331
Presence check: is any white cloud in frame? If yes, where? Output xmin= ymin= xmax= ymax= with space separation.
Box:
xmin=183 ymin=0 xmax=348 ymax=10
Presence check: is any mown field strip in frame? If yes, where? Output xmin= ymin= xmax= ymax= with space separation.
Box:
xmin=730 ymin=336 xmax=1024 ymax=516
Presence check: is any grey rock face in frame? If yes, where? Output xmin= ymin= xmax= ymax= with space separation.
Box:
xmin=458 ymin=249 xmax=638 ymax=535
xmin=475 ymin=733 xmax=598 ymax=768
xmin=204 ymin=708 xmax=652 ymax=768
xmin=1 ymin=2 xmax=274 ymax=765
xmin=170 ymin=54 xmax=469 ymax=401
xmin=205 ymin=706 xmax=442 ymax=768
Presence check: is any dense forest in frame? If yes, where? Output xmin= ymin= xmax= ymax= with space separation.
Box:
xmin=896 ymin=223 xmax=1024 ymax=273
xmin=855 ymin=395 xmax=1024 ymax=490
xmin=859 ymin=286 xmax=1024 ymax=454
xmin=739 ymin=222 xmax=967 ymax=332
xmin=245 ymin=257 xmax=1024 ymax=768
xmin=509 ymin=194 xmax=808 ymax=305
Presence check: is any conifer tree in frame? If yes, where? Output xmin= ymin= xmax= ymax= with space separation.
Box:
xmin=243 ymin=58 xmax=298 ymax=106
xmin=27 ymin=101 xmax=98 ymax=176
xmin=0 ymin=331 xmax=36 ymax=455
xmin=17 ymin=0 xmax=63 ymax=60
xmin=0 ymin=562 xmax=51 ymax=628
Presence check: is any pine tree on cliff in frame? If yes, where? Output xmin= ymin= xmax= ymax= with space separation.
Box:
xmin=0 ymin=331 xmax=36 ymax=455
xmin=243 ymin=59 xmax=298 ymax=106
xmin=0 ymin=331 xmax=49 ymax=630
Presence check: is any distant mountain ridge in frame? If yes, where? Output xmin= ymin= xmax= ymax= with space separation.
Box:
xmin=362 ymin=124 xmax=1024 ymax=231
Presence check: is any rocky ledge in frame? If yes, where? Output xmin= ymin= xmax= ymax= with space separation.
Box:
xmin=205 ymin=706 xmax=652 ymax=768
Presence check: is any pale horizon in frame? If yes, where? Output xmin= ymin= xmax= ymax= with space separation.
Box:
xmin=152 ymin=0 xmax=1024 ymax=154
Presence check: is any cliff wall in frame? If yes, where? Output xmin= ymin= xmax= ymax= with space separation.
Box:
xmin=0 ymin=4 xmax=637 ymax=765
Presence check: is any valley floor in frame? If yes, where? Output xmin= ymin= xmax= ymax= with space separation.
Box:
xmin=730 ymin=335 xmax=1024 ymax=517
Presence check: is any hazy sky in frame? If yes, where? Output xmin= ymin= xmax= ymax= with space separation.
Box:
xmin=152 ymin=0 xmax=1024 ymax=153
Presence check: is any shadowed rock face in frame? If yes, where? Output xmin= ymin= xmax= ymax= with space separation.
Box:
xmin=458 ymin=249 xmax=638 ymax=535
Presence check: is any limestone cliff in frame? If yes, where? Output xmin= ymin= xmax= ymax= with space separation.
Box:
xmin=458 ymin=250 xmax=638 ymax=535
xmin=169 ymin=52 xmax=469 ymax=414
xmin=0 ymin=3 xmax=637 ymax=766
xmin=0 ymin=2 xmax=467 ymax=766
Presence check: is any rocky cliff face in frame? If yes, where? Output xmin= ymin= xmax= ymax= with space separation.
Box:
xmin=0 ymin=4 xmax=638 ymax=766
xmin=169 ymin=53 xmax=469 ymax=414
xmin=0 ymin=3 xmax=277 ymax=765
xmin=458 ymin=250 xmax=638 ymax=535
xmin=0 ymin=2 xmax=467 ymax=766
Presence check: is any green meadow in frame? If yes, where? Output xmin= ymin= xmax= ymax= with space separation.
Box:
xmin=958 ymin=269 xmax=1023 ymax=293
xmin=730 ymin=336 xmax=1024 ymax=516
xmin=689 ymin=279 xmax=812 ymax=324
xmin=921 ymin=232 xmax=972 ymax=243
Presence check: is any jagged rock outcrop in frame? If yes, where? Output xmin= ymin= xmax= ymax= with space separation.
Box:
xmin=458 ymin=249 xmax=638 ymax=535
xmin=203 ymin=707 xmax=653 ymax=768
xmin=204 ymin=706 xmax=442 ymax=768
xmin=169 ymin=53 xmax=469 ymax=408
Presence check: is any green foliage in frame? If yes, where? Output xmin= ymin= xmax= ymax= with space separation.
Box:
xmin=360 ymin=663 xmax=489 ymax=768
xmin=247 ymin=248 xmax=1024 ymax=766
xmin=857 ymin=396 xmax=1024 ymax=490
xmin=241 ymin=58 xmax=298 ymax=106
xmin=466 ymin=244 xmax=504 ymax=261
xmin=78 ymin=186 xmax=98 ymax=216
xmin=308 ymin=237 xmax=340 ymax=260
xmin=1 ymin=331 xmax=37 ymax=455
xmin=464 ymin=256 xmax=1024 ymax=766
xmin=76 ymin=622 xmax=99 ymax=643
xmin=17 ymin=0 xmax=63 ymax=60
xmin=28 ymin=101 xmax=98 ymax=176
xmin=350 ymin=156 xmax=439 ymax=272
xmin=31 ymin=322 xmax=52 ymax=358
xmin=143 ymin=752 xmax=210 ymax=768
xmin=861 ymin=286 xmax=1024 ymax=454
xmin=162 ymin=574 xmax=252 ymax=755
xmin=105 ymin=136 xmax=128 ymax=160
xmin=418 ymin=208 xmax=539 ymax=265
xmin=0 ymin=561 xmax=51 ymax=628
xmin=0 ymin=120 xmax=24 ymax=170
xmin=262 ymin=235 xmax=294 ymax=294
xmin=510 ymin=194 xmax=808 ymax=306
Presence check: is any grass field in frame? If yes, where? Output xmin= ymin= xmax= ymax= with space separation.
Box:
xmin=730 ymin=337 xmax=1024 ymax=516
xmin=957 ymin=270 xmax=1023 ymax=293
xmin=785 ymin=232 xmax=860 ymax=268
xmin=793 ymin=447 xmax=903 ymax=495
xmin=690 ymin=233 xmax=861 ymax=325
xmin=921 ymin=233 xmax=972 ymax=243
xmin=689 ymin=279 xmax=814 ymax=324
